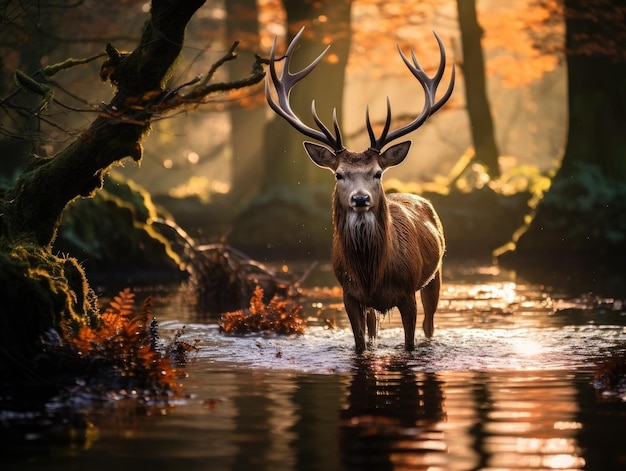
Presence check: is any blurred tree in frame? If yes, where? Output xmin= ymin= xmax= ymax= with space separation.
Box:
xmin=226 ymin=0 xmax=266 ymax=203
xmin=229 ymin=0 xmax=352 ymax=254
xmin=456 ymin=0 xmax=501 ymax=178
xmin=558 ymin=0 xmax=626 ymax=180
xmin=499 ymin=0 xmax=626 ymax=274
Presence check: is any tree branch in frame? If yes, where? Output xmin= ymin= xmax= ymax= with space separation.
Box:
xmin=0 ymin=0 xmax=225 ymax=247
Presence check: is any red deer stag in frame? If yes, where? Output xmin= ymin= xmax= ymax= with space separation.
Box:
xmin=265 ymin=27 xmax=455 ymax=352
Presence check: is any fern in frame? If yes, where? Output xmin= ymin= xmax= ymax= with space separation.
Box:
xmin=220 ymin=286 xmax=306 ymax=335
xmin=107 ymin=287 xmax=135 ymax=316
xmin=61 ymin=288 xmax=195 ymax=394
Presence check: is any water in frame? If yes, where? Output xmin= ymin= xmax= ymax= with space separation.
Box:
xmin=4 ymin=262 xmax=626 ymax=470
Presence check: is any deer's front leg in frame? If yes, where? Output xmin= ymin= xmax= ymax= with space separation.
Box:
xmin=398 ymin=296 xmax=418 ymax=351
xmin=366 ymin=308 xmax=378 ymax=339
xmin=344 ymin=293 xmax=366 ymax=353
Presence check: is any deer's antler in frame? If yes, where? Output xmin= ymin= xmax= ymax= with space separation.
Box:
xmin=367 ymin=31 xmax=455 ymax=153
xmin=265 ymin=27 xmax=345 ymax=152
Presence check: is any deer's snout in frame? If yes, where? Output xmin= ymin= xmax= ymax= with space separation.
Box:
xmin=350 ymin=193 xmax=371 ymax=211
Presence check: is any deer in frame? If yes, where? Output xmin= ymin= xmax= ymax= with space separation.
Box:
xmin=265 ymin=27 xmax=455 ymax=353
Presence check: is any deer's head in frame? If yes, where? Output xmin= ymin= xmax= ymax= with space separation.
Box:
xmin=265 ymin=27 xmax=455 ymax=215
xmin=303 ymin=142 xmax=410 ymax=214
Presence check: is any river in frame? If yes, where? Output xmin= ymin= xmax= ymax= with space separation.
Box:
xmin=4 ymin=261 xmax=626 ymax=470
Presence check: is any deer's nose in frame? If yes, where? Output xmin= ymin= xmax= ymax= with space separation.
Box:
xmin=351 ymin=194 xmax=370 ymax=208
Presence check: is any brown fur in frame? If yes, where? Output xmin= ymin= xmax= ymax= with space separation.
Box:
xmin=305 ymin=143 xmax=445 ymax=353
xmin=265 ymin=28 xmax=453 ymax=352
xmin=332 ymin=191 xmax=444 ymax=352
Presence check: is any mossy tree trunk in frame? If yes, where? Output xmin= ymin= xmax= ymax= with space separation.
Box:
xmin=1 ymin=0 xmax=205 ymax=248
xmin=0 ymin=0 xmax=264 ymax=373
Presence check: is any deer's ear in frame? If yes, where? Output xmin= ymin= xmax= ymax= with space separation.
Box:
xmin=304 ymin=142 xmax=337 ymax=170
xmin=379 ymin=141 xmax=411 ymax=169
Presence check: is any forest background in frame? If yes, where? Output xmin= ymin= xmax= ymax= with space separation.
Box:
xmin=1 ymin=0 xmax=625 ymax=284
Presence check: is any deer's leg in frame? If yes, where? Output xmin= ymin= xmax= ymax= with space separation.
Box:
xmin=398 ymin=296 xmax=418 ymax=351
xmin=344 ymin=294 xmax=366 ymax=353
xmin=420 ymin=269 xmax=441 ymax=338
xmin=366 ymin=308 xmax=378 ymax=339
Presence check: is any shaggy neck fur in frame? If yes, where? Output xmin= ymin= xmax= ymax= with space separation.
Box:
xmin=333 ymin=192 xmax=390 ymax=296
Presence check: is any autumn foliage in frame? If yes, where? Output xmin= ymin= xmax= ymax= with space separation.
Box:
xmin=60 ymin=288 xmax=192 ymax=394
xmin=220 ymin=286 xmax=306 ymax=335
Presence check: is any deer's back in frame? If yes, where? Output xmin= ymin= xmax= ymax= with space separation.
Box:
xmin=386 ymin=193 xmax=444 ymax=286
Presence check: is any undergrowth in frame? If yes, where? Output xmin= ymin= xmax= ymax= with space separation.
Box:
xmin=53 ymin=288 xmax=196 ymax=400
xmin=220 ymin=286 xmax=306 ymax=335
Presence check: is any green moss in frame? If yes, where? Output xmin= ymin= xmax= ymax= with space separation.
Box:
xmin=0 ymin=240 xmax=98 ymax=372
xmin=499 ymin=162 xmax=626 ymax=263
xmin=55 ymin=175 xmax=182 ymax=278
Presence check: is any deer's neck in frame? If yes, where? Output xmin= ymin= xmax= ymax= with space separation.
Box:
xmin=332 ymin=195 xmax=390 ymax=294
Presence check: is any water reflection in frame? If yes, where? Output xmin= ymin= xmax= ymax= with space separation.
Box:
xmin=336 ymin=359 xmax=591 ymax=470
xmin=3 ymin=356 xmax=623 ymax=470
xmin=5 ymin=266 xmax=626 ymax=470
xmin=339 ymin=355 xmax=447 ymax=470
xmin=468 ymin=371 xmax=586 ymax=470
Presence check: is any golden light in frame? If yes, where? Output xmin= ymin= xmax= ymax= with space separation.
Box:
xmin=327 ymin=53 xmax=340 ymax=64
xmin=513 ymin=337 xmax=544 ymax=357
xmin=163 ymin=159 xmax=173 ymax=169
xmin=543 ymin=453 xmax=585 ymax=469
xmin=553 ymin=421 xmax=582 ymax=431
xmin=211 ymin=180 xmax=230 ymax=194
xmin=187 ymin=151 xmax=200 ymax=164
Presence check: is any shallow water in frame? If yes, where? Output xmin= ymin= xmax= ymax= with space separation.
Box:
xmin=4 ymin=262 xmax=626 ymax=470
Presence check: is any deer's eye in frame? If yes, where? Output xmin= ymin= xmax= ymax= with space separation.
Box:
xmin=374 ymin=170 xmax=383 ymax=180
xmin=335 ymin=172 xmax=344 ymax=181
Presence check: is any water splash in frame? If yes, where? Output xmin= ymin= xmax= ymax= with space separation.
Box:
xmin=159 ymin=320 xmax=626 ymax=375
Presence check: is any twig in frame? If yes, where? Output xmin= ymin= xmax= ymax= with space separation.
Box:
xmin=200 ymin=41 xmax=240 ymax=87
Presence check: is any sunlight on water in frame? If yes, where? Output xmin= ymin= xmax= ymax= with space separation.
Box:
xmin=154 ymin=274 xmax=626 ymax=376
xmin=132 ymin=274 xmax=626 ymax=471
xmin=8 ymin=269 xmax=626 ymax=471
xmin=159 ymin=321 xmax=626 ymax=375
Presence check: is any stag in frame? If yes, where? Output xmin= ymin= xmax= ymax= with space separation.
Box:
xmin=265 ymin=27 xmax=455 ymax=352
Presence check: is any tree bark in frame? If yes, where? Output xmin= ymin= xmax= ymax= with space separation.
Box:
xmin=558 ymin=0 xmax=626 ymax=180
xmin=0 ymin=0 xmax=266 ymax=372
xmin=1 ymin=0 xmax=207 ymax=247
xmin=456 ymin=0 xmax=501 ymax=178
xmin=497 ymin=0 xmax=626 ymax=281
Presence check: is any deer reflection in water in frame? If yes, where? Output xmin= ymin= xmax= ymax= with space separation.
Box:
xmin=339 ymin=356 xmax=447 ymax=470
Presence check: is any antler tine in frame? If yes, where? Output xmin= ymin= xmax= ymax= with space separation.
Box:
xmin=369 ymin=31 xmax=455 ymax=152
xmin=367 ymin=98 xmax=392 ymax=151
xmin=265 ymin=27 xmax=344 ymax=152
xmin=312 ymin=101 xmax=344 ymax=150
xmin=420 ymin=32 xmax=456 ymax=116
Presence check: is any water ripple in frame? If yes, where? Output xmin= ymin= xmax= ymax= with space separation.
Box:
xmin=158 ymin=321 xmax=626 ymax=374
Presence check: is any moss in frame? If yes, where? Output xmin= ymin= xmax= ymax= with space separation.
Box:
xmin=501 ymin=162 xmax=626 ymax=261
xmin=0 ymin=240 xmax=98 ymax=373
xmin=54 ymin=175 xmax=182 ymax=279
